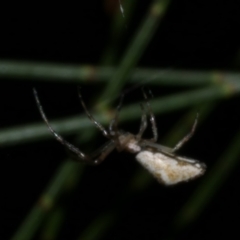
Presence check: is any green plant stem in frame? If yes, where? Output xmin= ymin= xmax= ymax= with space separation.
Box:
xmin=40 ymin=207 xmax=65 ymax=240
xmin=0 ymin=117 xmax=93 ymax=147
xmin=0 ymin=85 xmax=238 ymax=148
xmin=78 ymin=212 xmax=115 ymax=240
xmin=101 ymin=0 xmax=137 ymax=65
xmin=1 ymin=60 xmax=240 ymax=86
xmin=98 ymin=0 xmax=172 ymax=107
xmin=11 ymin=161 xmax=82 ymax=240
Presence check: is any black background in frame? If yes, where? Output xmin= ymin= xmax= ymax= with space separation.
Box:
xmin=1 ymin=1 xmax=240 ymax=240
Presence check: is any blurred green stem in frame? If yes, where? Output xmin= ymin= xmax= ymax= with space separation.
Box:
xmin=40 ymin=207 xmax=65 ymax=240
xmin=99 ymin=0 xmax=171 ymax=105
xmin=78 ymin=212 xmax=115 ymax=240
xmin=101 ymin=0 xmax=137 ymax=65
xmin=11 ymin=161 xmax=82 ymax=240
xmin=1 ymin=60 xmax=240 ymax=87
xmin=0 ymin=85 xmax=238 ymax=148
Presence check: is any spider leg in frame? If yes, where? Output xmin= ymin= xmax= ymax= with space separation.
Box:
xmin=172 ymin=113 xmax=199 ymax=153
xmin=90 ymin=140 xmax=116 ymax=165
xmin=33 ymin=88 xmax=95 ymax=163
xmin=108 ymin=93 xmax=125 ymax=151
xmin=139 ymin=140 xmax=173 ymax=153
xmin=136 ymin=103 xmax=147 ymax=140
xmin=78 ymin=87 xmax=109 ymax=138
xmin=68 ymin=140 xmax=116 ymax=165
xmin=142 ymin=88 xmax=158 ymax=142
xmin=109 ymin=93 xmax=124 ymax=135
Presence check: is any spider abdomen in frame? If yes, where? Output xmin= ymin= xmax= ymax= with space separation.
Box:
xmin=136 ymin=151 xmax=206 ymax=185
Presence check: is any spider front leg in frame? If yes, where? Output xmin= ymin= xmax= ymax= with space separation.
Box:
xmin=78 ymin=87 xmax=109 ymax=138
xmin=108 ymin=93 xmax=124 ymax=135
xmin=172 ymin=113 xmax=199 ymax=153
xmin=108 ymin=93 xmax=126 ymax=151
xmin=33 ymin=88 xmax=107 ymax=165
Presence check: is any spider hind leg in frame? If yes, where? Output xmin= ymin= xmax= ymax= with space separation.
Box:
xmin=172 ymin=113 xmax=199 ymax=153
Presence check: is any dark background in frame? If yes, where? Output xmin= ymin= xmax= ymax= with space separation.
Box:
xmin=1 ymin=1 xmax=240 ymax=240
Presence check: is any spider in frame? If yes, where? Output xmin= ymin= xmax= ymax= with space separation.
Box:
xmin=33 ymin=88 xmax=206 ymax=185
